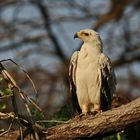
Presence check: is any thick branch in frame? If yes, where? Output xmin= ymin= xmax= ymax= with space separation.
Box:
xmin=45 ymin=97 xmax=140 ymax=139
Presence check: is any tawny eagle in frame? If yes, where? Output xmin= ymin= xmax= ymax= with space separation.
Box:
xmin=69 ymin=29 xmax=116 ymax=114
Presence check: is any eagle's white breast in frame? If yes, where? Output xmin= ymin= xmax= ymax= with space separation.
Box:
xmin=75 ymin=43 xmax=101 ymax=113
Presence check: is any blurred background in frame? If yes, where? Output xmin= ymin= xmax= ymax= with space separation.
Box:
xmin=0 ymin=0 xmax=140 ymax=120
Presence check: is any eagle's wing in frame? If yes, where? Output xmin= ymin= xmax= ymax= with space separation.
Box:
xmin=99 ymin=53 xmax=116 ymax=110
xmin=69 ymin=51 xmax=82 ymax=114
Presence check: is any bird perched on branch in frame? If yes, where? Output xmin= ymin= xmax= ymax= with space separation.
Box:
xmin=69 ymin=29 xmax=116 ymax=115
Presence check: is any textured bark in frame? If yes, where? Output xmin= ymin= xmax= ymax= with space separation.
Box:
xmin=45 ymin=97 xmax=140 ymax=140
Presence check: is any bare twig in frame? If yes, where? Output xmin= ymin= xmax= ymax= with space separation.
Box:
xmin=0 ymin=112 xmax=15 ymax=120
xmin=0 ymin=119 xmax=14 ymax=136
xmin=0 ymin=60 xmax=42 ymax=112
xmin=19 ymin=126 xmax=23 ymax=140
xmin=0 ymin=59 xmax=38 ymax=97
xmin=0 ymin=61 xmax=45 ymax=139
xmin=36 ymin=120 xmax=66 ymax=123
xmin=0 ymin=62 xmax=33 ymax=122
xmin=0 ymin=94 xmax=13 ymax=99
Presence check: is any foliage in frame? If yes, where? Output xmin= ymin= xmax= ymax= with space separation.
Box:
xmin=0 ymin=88 xmax=13 ymax=97
xmin=32 ymin=105 xmax=72 ymax=128
xmin=32 ymin=109 xmax=45 ymax=121
xmin=0 ymin=104 xmax=6 ymax=111
xmin=0 ymin=75 xmax=13 ymax=111
xmin=50 ymin=105 xmax=72 ymax=121
xmin=104 ymin=131 xmax=126 ymax=140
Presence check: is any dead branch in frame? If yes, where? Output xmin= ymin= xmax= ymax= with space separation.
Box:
xmin=0 ymin=61 xmax=44 ymax=139
xmin=0 ymin=34 xmax=46 ymax=52
xmin=33 ymin=0 xmax=67 ymax=63
xmin=44 ymin=97 xmax=140 ymax=140
xmin=113 ymin=53 xmax=140 ymax=67
xmin=0 ymin=112 xmax=15 ymax=120
xmin=93 ymin=0 xmax=130 ymax=30
xmin=8 ymin=59 xmax=38 ymax=96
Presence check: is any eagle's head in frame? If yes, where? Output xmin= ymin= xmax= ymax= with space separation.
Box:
xmin=74 ymin=29 xmax=100 ymax=43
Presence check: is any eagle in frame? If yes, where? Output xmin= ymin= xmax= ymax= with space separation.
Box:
xmin=69 ymin=29 xmax=116 ymax=115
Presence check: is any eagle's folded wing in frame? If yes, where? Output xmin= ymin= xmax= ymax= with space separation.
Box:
xmin=99 ymin=53 xmax=116 ymax=110
xmin=69 ymin=51 xmax=82 ymax=114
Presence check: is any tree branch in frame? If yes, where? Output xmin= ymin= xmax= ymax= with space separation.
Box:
xmin=93 ymin=0 xmax=130 ymax=30
xmin=44 ymin=97 xmax=140 ymax=139
xmin=0 ymin=112 xmax=15 ymax=120
xmin=113 ymin=53 xmax=140 ymax=67
xmin=0 ymin=34 xmax=46 ymax=52
xmin=33 ymin=0 xmax=67 ymax=63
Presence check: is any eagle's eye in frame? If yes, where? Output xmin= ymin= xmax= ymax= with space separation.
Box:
xmin=84 ymin=33 xmax=89 ymax=36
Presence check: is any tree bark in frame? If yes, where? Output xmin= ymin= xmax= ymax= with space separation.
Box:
xmin=44 ymin=97 xmax=140 ymax=140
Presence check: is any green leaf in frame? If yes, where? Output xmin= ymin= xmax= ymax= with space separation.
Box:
xmin=0 ymin=76 xmax=3 ymax=82
xmin=5 ymin=88 xmax=13 ymax=94
xmin=0 ymin=90 xmax=5 ymax=96
xmin=0 ymin=104 xmax=6 ymax=111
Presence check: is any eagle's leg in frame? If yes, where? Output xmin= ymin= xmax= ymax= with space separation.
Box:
xmin=89 ymin=103 xmax=99 ymax=113
xmin=81 ymin=104 xmax=89 ymax=115
xmin=76 ymin=81 xmax=89 ymax=115
xmin=93 ymin=103 xmax=101 ymax=113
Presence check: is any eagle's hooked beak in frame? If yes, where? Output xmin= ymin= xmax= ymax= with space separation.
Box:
xmin=74 ymin=32 xmax=78 ymax=39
